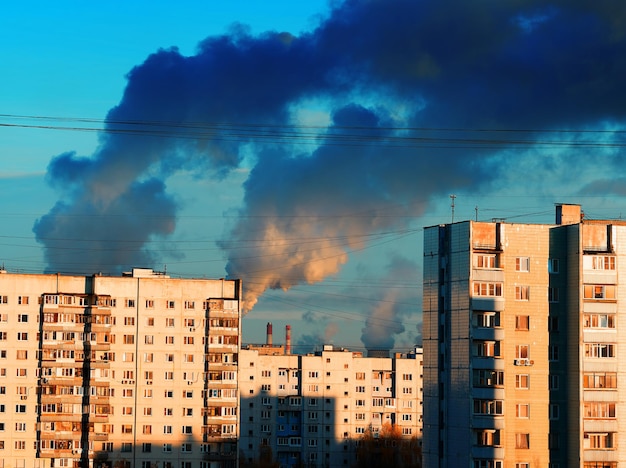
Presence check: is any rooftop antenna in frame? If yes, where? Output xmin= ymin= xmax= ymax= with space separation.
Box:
xmin=450 ymin=194 xmax=456 ymax=223
xmin=475 ymin=205 xmax=478 ymax=221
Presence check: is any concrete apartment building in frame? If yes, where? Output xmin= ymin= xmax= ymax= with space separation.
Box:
xmin=238 ymin=339 xmax=423 ymax=468
xmin=0 ymin=268 xmax=241 ymax=468
xmin=423 ymin=203 xmax=626 ymax=468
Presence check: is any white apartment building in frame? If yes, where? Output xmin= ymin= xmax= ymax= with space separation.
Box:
xmin=238 ymin=344 xmax=423 ymax=468
xmin=0 ymin=268 xmax=241 ymax=468
xmin=423 ymin=204 xmax=626 ymax=468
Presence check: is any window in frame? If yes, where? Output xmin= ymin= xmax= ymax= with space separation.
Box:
xmin=548 ymin=287 xmax=559 ymax=302
xmin=473 ymin=399 xmax=503 ymax=415
xmin=516 ymin=404 xmax=530 ymax=418
xmin=163 ymin=425 xmax=172 ymax=434
xmin=515 ymin=257 xmax=530 ymax=272
xmin=184 ymin=300 xmax=195 ymax=309
xmin=549 ymin=403 xmax=560 ymax=420
xmin=584 ymin=402 xmax=616 ymax=418
xmin=549 ymin=374 xmax=560 ymax=390
xmin=592 ymin=255 xmax=615 ymax=270
xmin=472 ymin=369 xmax=504 ymax=388
xmin=515 ymin=433 xmax=530 ymax=449
xmin=548 ymin=258 xmax=560 ymax=273
xmin=538 ymin=342 xmax=553 ymax=361
xmin=165 ymin=336 xmax=174 ymax=345
xmin=584 ymin=284 xmax=616 ymax=300
xmin=474 ymin=311 xmax=500 ymax=328
xmin=184 ymin=336 xmax=194 ymax=345
xmin=473 ymin=341 xmax=501 ymax=358
xmin=515 ymin=286 xmax=530 ymax=301
xmin=163 ymin=443 xmax=172 ymax=452
xmin=356 ymin=372 xmax=365 ymax=380
xmin=145 ymin=335 xmax=154 ymax=344
xmin=17 ymin=314 xmax=28 ymax=322
xmin=474 ymin=429 xmax=500 ymax=447
xmin=142 ymin=443 xmax=152 ymax=453
xmin=515 ymin=374 xmax=530 ymax=389
xmin=583 ymin=313 xmax=616 ymax=329
xmin=166 ymin=300 xmax=175 ymax=309
xmin=144 ymin=353 xmax=153 ymax=363
xmin=516 ymin=464 xmax=530 ymax=468
xmin=164 ymin=372 xmax=174 ymax=380
xmin=473 ymin=282 xmax=503 ymax=297
xmin=515 ymin=344 xmax=530 ymax=360
xmin=125 ymin=299 xmax=135 ymax=308
xmin=17 ymin=332 xmax=28 ymax=341
xmin=583 ymin=432 xmax=615 ymax=450
xmin=476 ymin=254 xmax=496 ymax=269
xmin=18 ymin=296 xmax=29 ymax=305
xmin=515 ymin=315 xmax=529 ymax=330
xmin=123 ymin=335 xmax=135 ymax=344
xmin=16 ymin=350 xmax=27 ymax=360
xmin=165 ymin=318 xmax=174 ymax=327
xmin=585 ymin=343 xmax=616 ymax=358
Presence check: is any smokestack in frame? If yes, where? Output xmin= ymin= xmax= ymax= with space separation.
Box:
xmin=266 ymin=322 xmax=273 ymax=346
xmin=286 ymin=325 xmax=291 ymax=355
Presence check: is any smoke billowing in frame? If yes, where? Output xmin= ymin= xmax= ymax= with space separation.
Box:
xmin=35 ymin=0 xmax=626 ymax=337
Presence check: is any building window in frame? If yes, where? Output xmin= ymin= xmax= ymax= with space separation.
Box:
xmin=165 ymin=336 xmax=174 ymax=345
xmin=184 ymin=301 xmax=195 ymax=309
xmin=592 ymin=255 xmax=615 ymax=270
xmin=584 ymin=402 xmax=616 ymax=418
xmin=166 ymin=300 xmax=175 ymax=309
xmin=584 ymin=284 xmax=616 ymax=300
xmin=123 ymin=335 xmax=134 ymax=345
xmin=515 ymin=374 xmax=530 ymax=389
xmin=548 ymin=287 xmax=559 ymax=303
xmin=548 ymin=258 xmax=560 ymax=274
xmin=583 ymin=432 xmax=616 ymax=450
xmin=165 ymin=318 xmax=174 ymax=327
xmin=515 ymin=344 xmax=529 ymax=360
xmin=472 ymin=369 xmax=504 ymax=388
xmin=473 ymin=282 xmax=503 ymax=297
xmin=476 ymin=254 xmax=496 ymax=269
xmin=474 ymin=429 xmax=501 ymax=447
xmin=515 ymin=315 xmax=529 ymax=330
xmin=473 ymin=461 xmax=503 ymax=468
xmin=549 ymin=403 xmax=560 ymax=420
xmin=583 ymin=313 xmax=616 ymax=329
xmin=516 ymin=404 xmax=530 ymax=418
xmin=356 ymin=372 xmax=365 ymax=380
xmin=125 ymin=299 xmax=135 ymax=308
xmin=515 ymin=433 xmax=530 ymax=449
xmin=515 ymin=257 xmax=530 ymax=272
xmin=473 ymin=341 xmax=501 ymax=358
xmin=585 ymin=343 xmax=616 ymax=358
xmin=17 ymin=296 xmax=29 ymax=305
xmin=549 ymin=345 xmax=559 ymax=361
xmin=549 ymin=374 xmax=560 ymax=390
xmin=473 ymin=311 xmax=500 ymax=328
xmin=515 ymin=286 xmax=530 ymax=301
xmin=473 ymin=399 xmax=503 ymax=416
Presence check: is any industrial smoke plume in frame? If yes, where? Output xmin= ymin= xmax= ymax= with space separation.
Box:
xmin=34 ymin=0 xmax=626 ymax=346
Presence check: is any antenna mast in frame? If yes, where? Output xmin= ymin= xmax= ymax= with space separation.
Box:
xmin=450 ymin=194 xmax=456 ymax=223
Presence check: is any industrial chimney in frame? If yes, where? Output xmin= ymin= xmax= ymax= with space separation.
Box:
xmin=285 ymin=325 xmax=291 ymax=355
xmin=266 ymin=322 xmax=273 ymax=346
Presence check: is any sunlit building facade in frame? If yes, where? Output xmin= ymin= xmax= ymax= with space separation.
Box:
xmin=238 ymin=345 xmax=423 ymax=468
xmin=0 ymin=268 xmax=241 ymax=468
xmin=423 ymin=204 xmax=626 ymax=468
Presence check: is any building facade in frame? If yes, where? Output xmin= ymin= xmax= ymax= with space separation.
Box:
xmin=0 ymin=268 xmax=241 ymax=468
xmin=423 ymin=204 xmax=626 ymax=468
xmin=238 ymin=344 xmax=423 ymax=468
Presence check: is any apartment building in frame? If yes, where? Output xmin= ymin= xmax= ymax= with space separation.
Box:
xmin=423 ymin=204 xmax=626 ymax=468
xmin=0 ymin=268 xmax=241 ymax=468
xmin=238 ymin=343 xmax=423 ymax=468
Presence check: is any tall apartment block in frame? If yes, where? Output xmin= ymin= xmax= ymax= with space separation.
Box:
xmin=423 ymin=203 xmax=626 ymax=468
xmin=238 ymin=343 xmax=423 ymax=468
xmin=0 ymin=268 xmax=241 ymax=468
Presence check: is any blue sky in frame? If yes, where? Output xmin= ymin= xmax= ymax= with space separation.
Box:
xmin=2 ymin=0 xmax=626 ymax=352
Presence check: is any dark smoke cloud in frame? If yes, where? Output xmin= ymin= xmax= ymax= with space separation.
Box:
xmin=360 ymin=254 xmax=419 ymax=351
xmin=35 ymin=0 xmax=626 ymax=308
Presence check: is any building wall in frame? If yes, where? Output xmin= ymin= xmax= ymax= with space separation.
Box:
xmin=0 ymin=270 xmax=241 ymax=468
xmin=424 ymin=206 xmax=626 ymax=468
xmin=238 ymin=347 xmax=423 ymax=468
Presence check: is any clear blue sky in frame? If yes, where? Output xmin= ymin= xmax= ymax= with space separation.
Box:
xmin=2 ymin=0 xmax=626 ymax=351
